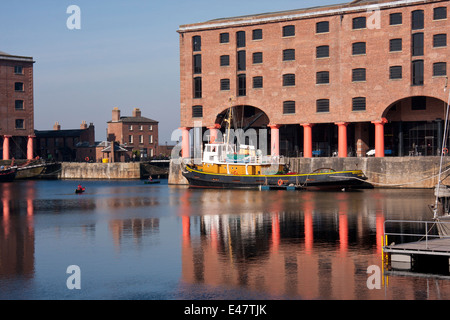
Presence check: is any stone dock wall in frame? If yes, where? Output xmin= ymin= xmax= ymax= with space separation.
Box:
xmin=168 ymin=157 xmax=450 ymax=189
xmin=59 ymin=162 xmax=141 ymax=180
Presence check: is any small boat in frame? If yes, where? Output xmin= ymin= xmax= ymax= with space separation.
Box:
xmin=75 ymin=187 xmax=85 ymax=194
xmin=144 ymin=180 xmax=160 ymax=184
xmin=0 ymin=166 xmax=17 ymax=182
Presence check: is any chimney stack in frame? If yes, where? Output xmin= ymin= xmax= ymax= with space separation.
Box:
xmin=132 ymin=108 xmax=141 ymax=118
xmin=53 ymin=121 xmax=61 ymax=130
xmin=80 ymin=120 xmax=88 ymax=129
xmin=112 ymin=107 xmax=121 ymax=122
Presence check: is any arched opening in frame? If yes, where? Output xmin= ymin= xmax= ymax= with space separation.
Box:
xmin=383 ymin=96 xmax=448 ymax=156
xmin=214 ymin=105 xmax=269 ymax=132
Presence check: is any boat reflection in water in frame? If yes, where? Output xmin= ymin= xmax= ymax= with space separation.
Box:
xmin=178 ymin=188 xmax=447 ymax=300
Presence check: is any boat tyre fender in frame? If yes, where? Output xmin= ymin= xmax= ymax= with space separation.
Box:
xmin=278 ymin=179 xmax=283 ymax=186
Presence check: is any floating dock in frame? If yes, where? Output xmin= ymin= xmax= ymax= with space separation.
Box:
xmin=383 ymin=220 xmax=450 ymax=275
xmin=259 ymin=185 xmax=302 ymax=191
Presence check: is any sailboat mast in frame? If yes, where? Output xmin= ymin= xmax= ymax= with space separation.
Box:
xmin=434 ymin=83 xmax=450 ymax=219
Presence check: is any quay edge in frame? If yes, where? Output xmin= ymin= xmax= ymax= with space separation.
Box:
xmin=169 ymin=156 xmax=450 ymax=189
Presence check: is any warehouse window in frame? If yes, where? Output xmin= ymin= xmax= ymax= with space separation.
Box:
xmin=316 ymin=45 xmax=330 ymax=58
xmin=412 ymin=60 xmax=424 ymax=86
xmin=15 ymin=119 xmax=24 ymax=129
xmin=252 ymin=29 xmax=263 ymax=40
xmin=316 ymin=99 xmax=330 ymax=113
xmin=390 ymin=13 xmax=402 ymax=25
xmin=253 ymin=52 xmax=263 ymax=64
xmin=283 ymin=101 xmax=295 ymax=114
xmin=15 ymin=100 xmax=24 ymax=110
xmin=220 ymin=79 xmax=230 ymax=91
xmin=193 ymin=77 xmax=202 ymax=98
xmin=389 ymin=38 xmax=402 ymax=52
xmin=412 ymin=33 xmax=424 ymax=56
xmin=193 ymin=54 xmax=201 ymax=74
xmin=352 ymin=68 xmax=366 ymax=82
xmin=412 ymin=10 xmax=424 ymax=30
xmin=352 ymin=97 xmax=366 ymax=111
xmin=433 ymin=62 xmax=447 ymax=77
xmin=352 ymin=42 xmax=366 ymax=55
xmin=433 ymin=34 xmax=447 ymax=47
xmin=220 ymin=33 xmax=229 ymax=43
xmin=192 ymin=36 xmax=201 ymax=51
xmin=434 ymin=7 xmax=447 ymax=20
xmin=236 ymin=31 xmax=246 ymax=48
xmin=237 ymin=50 xmax=246 ymax=71
xmin=352 ymin=17 xmax=366 ymax=29
xmin=283 ymin=49 xmax=295 ymax=61
xmin=192 ymin=105 xmax=203 ymax=118
xmin=283 ymin=25 xmax=295 ymax=37
xmin=316 ymin=71 xmax=330 ymax=84
xmin=316 ymin=21 xmax=329 ymax=33
xmin=283 ymin=73 xmax=296 ymax=86
xmin=389 ymin=66 xmax=403 ymax=80
xmin=237 ymin=74 xmax=246 ymax=96
xmin=253 ymin=76 xmax=263 ymax=89
xmin=14 ymin=82 xmax=24 ymax=91
xmin=220 ymin=55 xmax=230 ymax=66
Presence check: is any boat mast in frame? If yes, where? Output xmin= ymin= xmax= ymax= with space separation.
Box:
xmin=224 ymin=97 xmax=234 ymax=146
xmin=434 ymin=80 xmax=450 ymax=219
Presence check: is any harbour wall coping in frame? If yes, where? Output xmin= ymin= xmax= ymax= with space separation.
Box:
xmin=169 ymin=157 xmax=450 ymax=189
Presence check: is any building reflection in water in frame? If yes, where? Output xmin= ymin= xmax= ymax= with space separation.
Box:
xmin=0 ymin=182 xmax=35 ymax=280
xmin=178 ymin=188 xmax=437 ymax=299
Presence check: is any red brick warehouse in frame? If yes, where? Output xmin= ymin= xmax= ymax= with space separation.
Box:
xmin=177 ymin=0 xmax=449 ymax=158
xmin=0 ymin=51 xmax=35 ymax=160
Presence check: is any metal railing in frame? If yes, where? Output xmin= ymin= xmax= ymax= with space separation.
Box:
xmin=384 ymin=219 xmax=450 ymax=250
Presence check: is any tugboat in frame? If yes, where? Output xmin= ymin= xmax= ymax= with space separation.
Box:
xmin=182 ymin=143 xmax=367 ymax=190
xmin=182 ymin=106 xmax=368 ymax=190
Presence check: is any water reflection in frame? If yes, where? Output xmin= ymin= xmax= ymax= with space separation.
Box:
xmin=178 ymin=188 xmax=443 ymax=299
xmin=0 ymin=182 xmax=35 ymax=279
xmin=0 ymin=180 xmax=447 ymax=300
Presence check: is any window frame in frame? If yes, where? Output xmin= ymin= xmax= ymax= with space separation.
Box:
xmin=316 ymin=71 xmax=330 ymax=85
xmin=252 ymin=76 xmax=263 ymax=89
xmin=282 ymin=25 xmax=295 ymax=37
xmin=282 ymin=49 xmax=295 ymax=61
xmin=283 ymin=101 xmax=296 ymax=114
xmin=389 ymin=66 xmax=403 ymax=80
xmin=352 ymin=42 xmax=366 ymax=55
xmin=220 ymin=33 xmax=229 ymax=44
xmin=389 ymin=12 xmax=403 ymax=25
xmin=252 ymin=29 xmax=263 ymax=40
xmin=352 ymin=17 xmax=366 ymax=30
xmin=433 ymin=62 xmax=447 ymax=77
xmin=316 ymin=45 xmax=330 ymax=58
xmin=316 ymin=99 xmax=330 ymax=113
xmin=192 ymin=105 xmax=203 ymax=118
xmin=352 ymin=97 xmax=366 ymax=111
xmin=316 ymin=21 xmax=330 ymax=34
xmin=282 ymin=73 xmax=296 ymax=86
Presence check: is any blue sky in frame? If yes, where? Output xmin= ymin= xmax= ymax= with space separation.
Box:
xmin=0 ymin=0 xmax=343 ymax=144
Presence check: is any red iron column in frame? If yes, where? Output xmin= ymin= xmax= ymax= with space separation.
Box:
xmin=301 ymin=124 xmax=314 ymax=158
xmin=27 ymin=135 xmax=35 ymax=160
xmin=2 ymin=135 xmax=11 ymax=160
xmin=269 ymin=124 xmax=280 ymax=156
xmin=180 ymin=127 xmax=191 ymax=158
xmin=336 ymin=122 xmax=349 ymax=158
xmin=372 ymin=118 xmax=388 ymax=158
